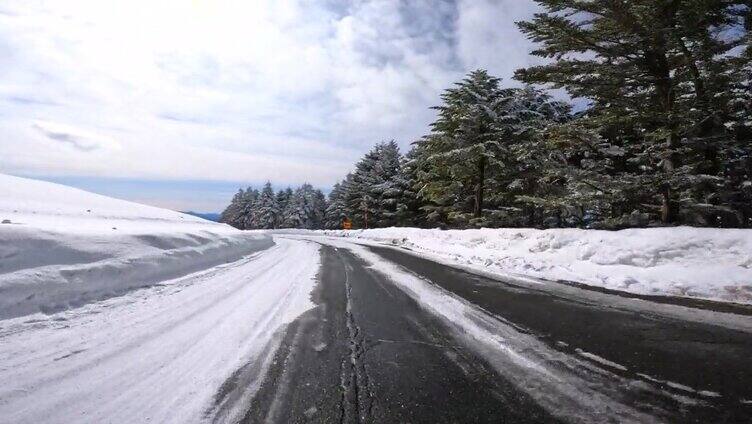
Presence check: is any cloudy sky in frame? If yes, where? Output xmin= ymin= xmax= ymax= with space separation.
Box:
xmin=0 ymin=0 xmax=546 ymax=212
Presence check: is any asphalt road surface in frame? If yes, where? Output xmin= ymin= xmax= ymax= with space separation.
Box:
xmin=235 ymin=240 xmax=752 ymax=423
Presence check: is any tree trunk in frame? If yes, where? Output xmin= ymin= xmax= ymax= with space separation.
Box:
xmin=660 ymin=182 xmax=674 ymax=224
xmin=660 ymin=128 xmax=679 ymax=224
xmin=652 ymin=57 xmax=678 ymax=224
xmin=474 ymin=156 xmax=486 ymax=218
xmin=649 ymin=2 xmax=680 ymax=225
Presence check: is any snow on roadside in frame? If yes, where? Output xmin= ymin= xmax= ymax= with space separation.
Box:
xmin=321 ymin=227 xmax=752 ymax=305
xmin=0 ymin=238 xmax=321 ymax=424
xmin=0 ymin=173 xmax=271 ymax=319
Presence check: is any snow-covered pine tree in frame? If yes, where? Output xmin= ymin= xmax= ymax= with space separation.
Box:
xmin=716 ymin=10 xmax=752 ymax=226
xmin=517 ymin=118 xmax=644 ymax=228
xmin=276 ymin=188 xmax=293 ymax=228
xmin=253 ymin=182 xmax=280 ymax=229
xmin=516 ymin=0 xmax=750 ymax=225
xmin=394 ymin=147 xmax=423 ymax=227
xmin=369 ymin=141 xmax=403 ymax=227
xmin=324 ymin=181 xmax=348 ymax=229
xmin=311 ymin=188 xmax=327 ymax=229
xmin=345 ymin=147 xmax=378 ymax=228
xmin=239 ymin=188 xmax=259 ymax=230
xmin=494 ymin=85 xmax=571 ymax=226
xmin=219 ymin=189 xmax=245 ymax=229
xmin=414 ymin=69 xmax=506 ymax=227
xmin=281 ymin=184 xmax=324 ymax=229
xmin=280 ymin=188 xmax=301 ymax=229
xmin=344 ymin=142 xmax=406 ymax=228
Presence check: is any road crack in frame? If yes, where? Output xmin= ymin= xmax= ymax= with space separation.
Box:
xmin=338 ymin=260 xmax=374 ymax=424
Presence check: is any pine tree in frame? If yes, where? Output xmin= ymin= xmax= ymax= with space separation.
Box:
xmin=722 ymin=10 xmax=752 ymax=226
xmin=282 ymin=184 xmax=324 ymax=229
xmin=275 ymin=188 xmax=294 ymax=227
xmin=253 ymin=182 xmax=280 ymax=229
xmin=219 ymin=188 xmax=246 ymax=229
xmin=496 ymin=86 xmax=571 ymax=226
xmin=281 ymin=189 xmax=301 ymax=229
xmin=353 ymin=142 xmax=406 ymax=227
xmin=518 ymin=118 xmax=647 ymax=228
xmin=516 ymin=0 xmax=750 ymax=225
xmin=416 ymin=70 xmax=508 ymax=226
xmin=326 ymin=175 xmax=356 ymax=229
xmin=324 ymin=182 xmax=345 ymax=229
xmin=239 ymin=188 xmax=259 ymax=230
xmin=369 ymin=141 xmax=403 ymax=227
xmin=346 ymin=149 xmax=376 ymax=228
xmin=311 ymin=189 xmax=327 ymax=229
xmin=394 ymin=148 xmax=424 ymax=226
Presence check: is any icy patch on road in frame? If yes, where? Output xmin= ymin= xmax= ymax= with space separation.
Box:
xmin=636 ymin=373 xmax=723 ymax=399
xmin=320 ymin=227 xmax=752 ymax=305
xmin=575 ymin=348 xmax=629 ymax=371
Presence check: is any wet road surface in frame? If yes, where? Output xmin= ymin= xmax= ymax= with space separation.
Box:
xmin=239 ymin=240 xmax=752 ymax=423
xmin=368 ymin=245 xmax=752 ymax=422
xmin=242 ymin=245 xmax=556 ymax=423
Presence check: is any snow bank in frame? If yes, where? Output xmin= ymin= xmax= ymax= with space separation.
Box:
xmin=322 ymin=227 xmax=752 ymax=305
xmin=0 ymin=174 xmax=272 ymax=319
xmin=0 ymin=238 xmax=320 ymax=424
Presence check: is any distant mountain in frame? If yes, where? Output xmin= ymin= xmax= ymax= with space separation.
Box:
xmin=182 ymin=211 xmax=221 ymax=222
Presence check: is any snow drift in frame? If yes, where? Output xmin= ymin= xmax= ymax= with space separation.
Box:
xmin=0 ymin=174 xmax=272 ymax=319
xmin=323 ymin=227 xmax=752 ymax=305
xmin=0 ymin=239 xmax=320 ymax=424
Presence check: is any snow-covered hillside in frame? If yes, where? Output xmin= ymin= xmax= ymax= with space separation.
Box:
xmin=0 ymin=173 xmax=271 ymax=319
xmin=322 ymin=227 xmax=752 ymax=305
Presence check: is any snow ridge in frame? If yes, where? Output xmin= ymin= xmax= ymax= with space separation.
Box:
xmin=0 ymin=173 xmax=272 ymax=319
xmin=322 ymin=227 xmax=752 ymax=305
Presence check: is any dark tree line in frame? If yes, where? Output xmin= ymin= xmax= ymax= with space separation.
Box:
xmin=219 ymin=182 xmax=326 ymax=230
xmin=222 ymin=1 xmax=750 ymax=230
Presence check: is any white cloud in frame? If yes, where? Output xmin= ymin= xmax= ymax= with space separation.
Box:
xmin=456 ymin=0 xmax=543 ymax=83
xmin=0 ymin=0 xmax=542 ymax=188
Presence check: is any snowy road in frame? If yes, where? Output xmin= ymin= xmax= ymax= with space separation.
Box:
xmin=0 ymin=238 xmax=320 ymax=424
xmin=2 ymin=235 xmax=752 ymax=423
